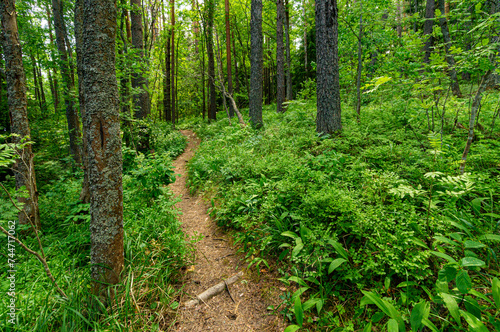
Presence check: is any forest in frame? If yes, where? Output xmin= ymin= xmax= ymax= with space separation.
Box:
xmin=0 ymin=0 xmax=499 ymax=330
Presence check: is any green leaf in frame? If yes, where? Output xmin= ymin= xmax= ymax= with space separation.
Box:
xmin=464 ymin=240 xmax=486 ymax=249
xmin=294 ymin=295 xmax=303 ymax=327
xmin=328 ymin=258 xmax=347 ymax=274
xmin=460 ymin=257 xmax=485 ymax=267
xmin=327 ymin=239 xmax=349 ymax=260
xmin=283 ymin=325 xmax=301 ymax=332
xmin=438 ymin=265 xmax=457 ymax=283
xmin=409 ymin=237 xmax=428 ymax=249
xmin=360 ymin=291 xmax=405 ymax=331
xmin=456 ymin=270 xmax=472 ymax=294
xmin=292 ymin=238 xmax=304 ymax=258
xmin=387 ymin=318 xmax=399 ymax=332
xmin=492 ymin=277 xmax=500 ymax=309
xmin=431 ymin=251 xmax=457 ymax=263
xmin=460 ymin=310 xmax=489 ymax=332
xmin=410 ymin=301 xmax=429 ymax=331
xmin=288 ymin=276 xmax=308 ymax=287
xmin=440 ymin=293 xmax=461 ymax=325
xmin=478 ymin=234 xmax=500 ymax=242
xmin=362 ymin=322 xmax=372 ymax=332
xmin=434 ymin=236 xmax=459 ymax=247
xmin=281 ymin=231 xmax=298 ymax=239
xmin=421 ymin=318 xmax=439 ymax=332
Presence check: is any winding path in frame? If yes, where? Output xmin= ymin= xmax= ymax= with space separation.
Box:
xmin=169 ymin=130 xmax=285 ymax=332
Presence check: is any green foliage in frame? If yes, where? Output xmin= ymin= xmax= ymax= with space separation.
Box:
xmin=187 ymin=89 xmax=500 ymax=330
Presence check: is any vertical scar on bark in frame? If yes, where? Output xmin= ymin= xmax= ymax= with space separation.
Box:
xmin=99 ymin=120 xmax=104 ymax=149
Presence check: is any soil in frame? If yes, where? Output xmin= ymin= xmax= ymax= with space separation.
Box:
xmin=169 ymin=130 xmax=286 ymax=332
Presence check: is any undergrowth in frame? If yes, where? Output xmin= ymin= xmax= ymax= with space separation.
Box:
xmin=0 ymin=124 xmax=189 ymax=331
xmin=186 ymin=88 xmax=500 ymax=331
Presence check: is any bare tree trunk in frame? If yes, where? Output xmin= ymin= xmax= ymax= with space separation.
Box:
xmin=232 ymin=28 xmax=239 ymax=94
xmin=207 ymin=0 xmax=217 ymax=121
xmin=130 ymin=0 xmax=151 ymax=120
xmin=285 ymin=0 xmax=292 ymax=101
xmin=355 ymin=1 xmax=363 ymax=119
xmin=36 ymin=56 xmax=47 ymax=112
xmin=224 ymin=0 xmax=234 ymax=117
xmin=315 ymin=0 xmax=341 ymax=134
xmin=81 ymin=0 xmax=124 ymax=296
xmin=276 ymin=0 xmax=285 ymax=113
xmin=0 ymin=0 xmax=41 ymax=230
xmin=249 ymin=0 xmax=263 ymax=127
xmin=30 ymin=53 xmax=41 ymax=111
xmin=422 ymin=0 xmax=435 ymax=64
xmin=52 ymin=0 xmax=82 ymax=165
xmin=438 ymin=0 xmax=461 ymax=97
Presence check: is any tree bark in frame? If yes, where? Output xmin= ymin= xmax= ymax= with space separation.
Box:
xmin=81 ymin=0 xmax=124 ymax=295
xmin=285 ymin=0 xmax=292 ymax=101
xmin=130 ymin=0 xmax=150 ymax=120
xmin=45 ymin=6 xmax=59 ymax=114
xmin=438 ymin=0 xmax=461 ymax=97
xmin=0 ymin=0 xmax=41 ymax=230
xmin=171 ymin=0 xmax=176 ymax=125
xmin=303 ymin=0 xmax=308 ymax=77
xmin=315 ymin=0 xmax=341 ymax=134
xmin=276 ymin=0 xmax=285 ymax=113
xmin=224 ymin=0 xmax=234 ymax=117
xmin=249 ymin=0 xmax=263 ymax=127
xmin=52 ymin=0 xmax=82 ymax=165
xmin=163 ymin=25 xmax=171 ymax=122
xmin=422 ymin=0 xmax=435 ymax=64
xmin=36 ymin=55 xmax=47 ymax=113
xmin=207 ymin=0 xmax=217 ymax=121
xmin=232 ymin=27 xmax=239 ymax=94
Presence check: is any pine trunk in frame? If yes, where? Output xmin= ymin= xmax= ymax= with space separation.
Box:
xmin=315 ymin=0 xmax=341 ymax=134
xmin=285 ymin=0 xmax=292 ymax=101
xmin=207 ymin=0 xmax=217 ymax=121
xmin=276 ymin=0 xmax=285 ymax=113
xmin=423 ymin=0 xmax=435 ymax=64
xmin=249 ymin=0 xmax=263 ymax=127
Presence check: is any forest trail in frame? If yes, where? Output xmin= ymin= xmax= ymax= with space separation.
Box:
xmin=169 ymin=130 xmax=285 ymax=332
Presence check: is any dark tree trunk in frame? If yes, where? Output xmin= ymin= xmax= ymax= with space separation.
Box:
xmin=249 ymin=0 xmax=263 ymax=127
xmin=118 ymin=0 xmax=131 ymax=145
xmin=224 ymin=0 xmax=234 ymax=117
xmin=36 ymin=56 xmax=47 ymax=112
xmin=438 ymin=0 xmax=461 ymax=97
xmin=52 ymin=0 xmax=82 ymax=165
xmin=315 ymin=0 xmax=341 ymax=134
xmin=30 ymin=53 xmax=41 ymax=110
xmin=130 ymin=0 xmax=150 ymax=120
xmin=462 ymin=4 xmax=474 ymax=81
xmin=75 ymin=0 xmax=89 ymax=204
xmin=232 ymin=27 xmax=239 ymax=94
xmin=201 ymin=28 xmax=206 ymax=120
xmin=0 ymin=0 xmax=41 ymax=229
xmin=356 ymin=2 xmax=362 ymax=119
xmin=81 ymin=0 xmax=124 ymax=295
xmin=303 ymin=0 xmax=308 ymax=77
xmin=207 ymin=0 xmax=217 ymax=121
xmin=422 ymin=0 xmax=435 ymax=64
xmin=45 ymin=6 xmax=59 ymax=114
xmin=276 ymin=0 xmax=285 ymax=113
xmin=285 ymin=0 xmax=292 ymax=101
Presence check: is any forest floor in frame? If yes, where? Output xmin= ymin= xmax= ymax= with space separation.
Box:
xmin=168 ymin=130 xmax=286 ymax=332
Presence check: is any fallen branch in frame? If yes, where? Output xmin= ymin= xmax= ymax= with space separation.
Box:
xmin=184 ymin=271 xmax=243 ymax=307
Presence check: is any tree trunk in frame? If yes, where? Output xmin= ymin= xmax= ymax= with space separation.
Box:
xmin=207 ymin=0 xmax=217 ymax=121
xmin=164 ymin=31 xmax=171 ymax=122
xmin=438 ymin=0 xmax=461 ymax=97
xmin=171 ymin=0 xmax=176 ymax=125
xmin=118 ymin=0 xmax=132 ymax=146
xmin=303 ymin=0 xmax=308 ymax=77
xmin=30 ymin=53 xmax=41 ymax=111
xmin=0 ymin=0 xmax=41 ymax=230
xmin=45 ymin=6 xmax=59 ymax=114
xmin=75 ymin=0 xmax=89 ymax=204
xmin=130 ymin=0 xmax=150 ymax=120
xmin=224 ymin=0 xmax=234 ymax=117
xmin=276 ymin=0 xmax=285 ymax=113
xmin=249 ymin=0 xmax=263 ymax=127
xmin=52 ymin=0 xmax=82 ymax=165
xmin=355 ymin=1 xmax=362 ymax=119
xmin=422 ymin=0 xmax=435 ymax=64
xmin=36 ymin=56 xmax=47 ymax=113
xmin=315 ymin=0 xmax=341 ymax=134
xmin=285 ymin=0 xmax=292 ymax=101
xmin=81 ymin=0 xmax=124 ymax=296
xmin=232 ymin=27 xmax=239 ymax=94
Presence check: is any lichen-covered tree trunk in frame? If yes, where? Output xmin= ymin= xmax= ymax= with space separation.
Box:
xmin=207 ymin=0 xmax=217 ymax=121
xmin=249 ymin=0 xmax=263 ymax=127
xmin=276 ymin=0 xmax=285 ymax=113
xmin=81 ymin=0 xmax=124 ymax=295
xmin=74 ymin=0 xmax=89 ymax=204
xmin=130 ymin=0 xmax=150 ymax=120
xmin=438 ymin=0 xmax=461 ymax=97
xmin=315 ymin=0 xmax=341 ymax=134
xmin=0 ymin=0 xmax=41 ymax=230
xmin=422 ymin=0 xmax=435 ymax=64
xmin=52 ymin=0 xmax=82 ymax=165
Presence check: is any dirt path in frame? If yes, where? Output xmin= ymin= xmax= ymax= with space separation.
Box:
xmin=169 ymin=130 xmax=285 ymax=332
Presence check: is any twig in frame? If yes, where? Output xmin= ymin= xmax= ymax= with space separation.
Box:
xmin=215 ymin=253 xmax=234 ymax=261
xmin=224 ymin=279 xmax=235 ymax=303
